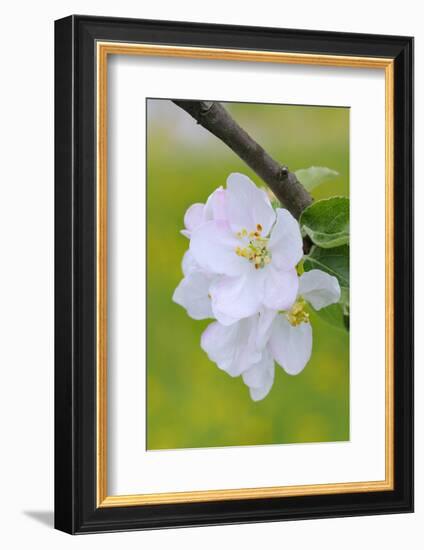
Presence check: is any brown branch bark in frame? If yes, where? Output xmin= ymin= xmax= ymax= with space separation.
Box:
xmin=172 ymin=100 xmax=313 ymax=220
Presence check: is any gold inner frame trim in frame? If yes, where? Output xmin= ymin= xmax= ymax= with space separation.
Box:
xmin=96 ymin=42 xmax=395 ymax=508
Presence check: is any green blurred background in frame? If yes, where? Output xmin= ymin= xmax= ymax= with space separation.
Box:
xmin=146 ymin=100 xmax=349 ymax=450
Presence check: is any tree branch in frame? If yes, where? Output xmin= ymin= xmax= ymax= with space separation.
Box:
xmin=172 ymin=100 xmax=313 ymax=220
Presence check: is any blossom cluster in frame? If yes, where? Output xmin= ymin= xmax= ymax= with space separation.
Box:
xmin=173 ymin=173 xmax=341 ymax=401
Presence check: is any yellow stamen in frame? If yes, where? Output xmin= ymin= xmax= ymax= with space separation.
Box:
xmin=286 ymin=298 xmax=310 ymax=326
xmin=234 ymin=227 xmax=271 ymax=269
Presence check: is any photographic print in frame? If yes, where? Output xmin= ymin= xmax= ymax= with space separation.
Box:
xmin=55 ymin=17 xmax=413 ymax=533
xmin=146 ymin=98 xmax=350 ymax=450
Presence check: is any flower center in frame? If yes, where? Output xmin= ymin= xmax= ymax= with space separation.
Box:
xmin=286 ymin=298 xmax=309 ymax=326
xmin=235 ymin=224 xmax=272 ymax=270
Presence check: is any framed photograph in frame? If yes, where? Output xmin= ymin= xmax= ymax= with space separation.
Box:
xmin=54 ymin=15 xmax=413 ymax=534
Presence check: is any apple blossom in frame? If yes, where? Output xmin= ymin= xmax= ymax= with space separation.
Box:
xmin=200 ymin=269 xmax=340 ymax=400
xmin=189 ymin=173 xmax=303 ymax=325
xmin=172 ymin=173 xmax=342 ymax=402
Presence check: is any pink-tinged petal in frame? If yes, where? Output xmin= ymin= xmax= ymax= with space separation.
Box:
xmin=263 ymin=266 xmax=298 ymax=311
xmin=269 ymin=208 xmax=303 ymax=270
xmin=201 ymin=318 xmax=262 ymax=377
xmin=189 ymin=220 xmax=246 ymax=277
xmin=210 ymin=270 xmax=265 ymax=325
xmin=299 ymin=269 xmax=341 ymax=310
xmin=183 ymin=203 xmax=205 ymax=234
xmin=269 ymin=314 xmax=312 ymax=375
xmin=204 ymin=187 xmax=227 ymax=221
xmin=181 ymin=250 xmax=200 ymax=276
xmin=226 ymin=173 xmax=276 ymax=235
xmin=172 ymin=271 xmax=213 ymax=320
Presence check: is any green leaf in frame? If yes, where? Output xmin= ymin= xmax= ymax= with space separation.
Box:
xmin=300 ymin=197 xmax=349 ymax=248
xmin=295 ymin=166 xmax=339 ymax=192
xmin=304 ymin=245 xmax=350 ymax=332
xmin=310 ymin=303 xmax=347 ymax=332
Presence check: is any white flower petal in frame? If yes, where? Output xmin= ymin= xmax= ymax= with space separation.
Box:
xmin=242 ymin=349 xmax=274 ymax=388
xmin=244 ymin=351 xmax=275 ymax=401
xmin=210 ymin=307 xmax=239 ymax=326
xmin=227 ymin=173 xmax=276 ymax=235
xmin=172 ymin=271 xmax=213 ymax=320
xmin=210 ymin=271 xmax=265 ymax=325
xmin=269 ymin=314 xmax=312 ymax=375
xmin=190 ymin=220 xmax=247 ymax=277
xmin=299 ymin=269 xmax=341 ymax=310
xmin=256 ymin=308 xmax=278 ymax=349
xmin=183 ymin=203 xmax=205 ymax=234
xmin=269 ymin=208 xmax=303 ymax=270
xmin=201 ymin=318 xmax=262 ymax=377
xmin=249 ymin=384 xmax=273 ymax=402
xmin=181 ymin=250 xmax=200 ymax=276
xmin=204 ymin=187 xmax=227 ymax=221
xmin=263 ymin=266 xmax=299 ymax=311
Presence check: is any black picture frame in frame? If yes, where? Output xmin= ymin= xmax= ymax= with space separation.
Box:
xmin=55 ymin=14 xmax=414 ymax=534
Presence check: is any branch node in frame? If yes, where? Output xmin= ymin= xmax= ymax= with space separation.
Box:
xmin=279 ymin=165 xmax=289 ymax=179
xmin=200 ymin=101 xmax=214 ymax=117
